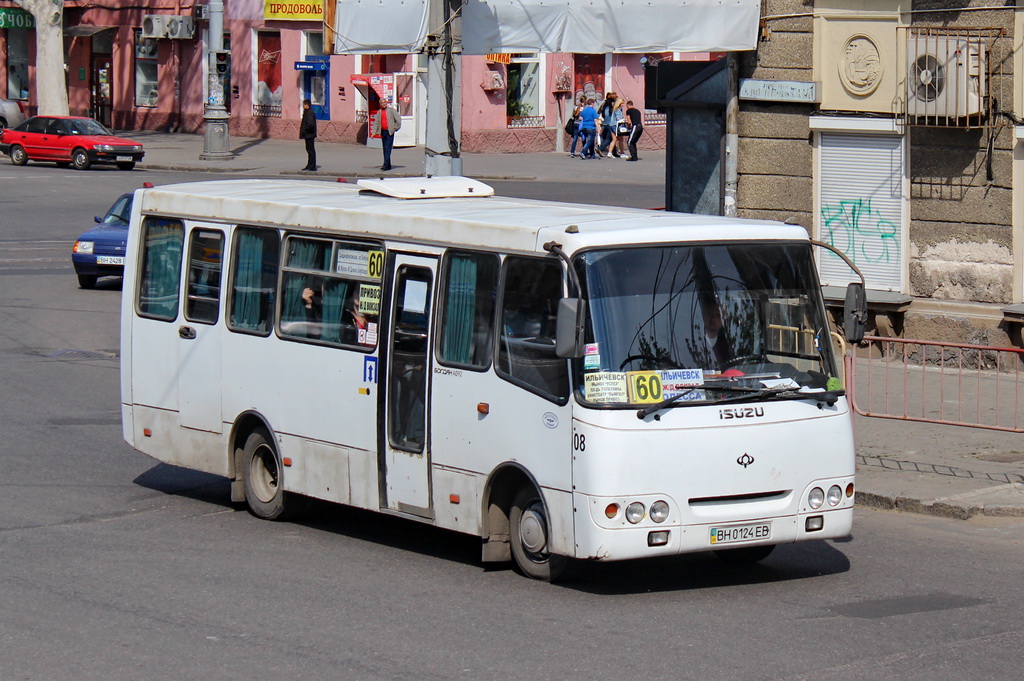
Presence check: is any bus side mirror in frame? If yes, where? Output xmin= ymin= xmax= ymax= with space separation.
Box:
xmin=844 ymin=282 xmax=867 ymax=344
xmin=555 ymin=298 xmax=586 ymax=358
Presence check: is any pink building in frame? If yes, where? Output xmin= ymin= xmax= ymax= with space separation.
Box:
xmin=0 ymin=0 xmax=688 ymax=151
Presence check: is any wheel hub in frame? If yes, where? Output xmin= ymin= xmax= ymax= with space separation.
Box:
xmin=519 ymin=503 xmax=548 ymax=556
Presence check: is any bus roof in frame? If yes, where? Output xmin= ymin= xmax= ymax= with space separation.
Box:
xmin=136 ymin=178 xmax=810 ymax=254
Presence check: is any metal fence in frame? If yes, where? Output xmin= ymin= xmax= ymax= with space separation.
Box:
xmin=849 ymin=336 xmax=1024 ymax=432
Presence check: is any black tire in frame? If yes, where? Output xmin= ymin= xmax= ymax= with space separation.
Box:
xmin=713 ymin=544 xmax=775 ymax=565
xmin=509 ymin=486 xmax=572 ymax=581
xmin=71 ymin=148 xmax=91 ymax=171
xmin=77 ymin=273 xmax=98 ymax=289
xmin=9 ymin=144 xmax=27 ymax=166
xmin=241 ymin=428 xmax=293 ymax=520
xmin=117 ymin=161 xmax=136 ymax=170
xmin=0 ymin=117 xmax=7 ymax=132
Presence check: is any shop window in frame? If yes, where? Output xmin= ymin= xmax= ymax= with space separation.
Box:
xmin=254 ymin=31 xmax=283 ymax=117
xmin=506 ymin=53 xmax=541 ymax=127
xmin=6 ymin=28 xmax=29 ymax=100
xmin=134 ymin=30 xmax=159 ymax=108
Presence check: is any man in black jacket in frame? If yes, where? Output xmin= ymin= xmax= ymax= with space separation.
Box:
xmin=299 ymin=99 xmax=317 ymax=171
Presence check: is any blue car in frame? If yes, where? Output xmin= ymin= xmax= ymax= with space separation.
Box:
xmin=72 ymin=192 xmax=132 ymax=288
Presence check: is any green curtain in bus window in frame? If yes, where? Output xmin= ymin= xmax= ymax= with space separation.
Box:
xmin=319 ymin=279 xmax=350 ymax=343
xmin=281 ymin=239 xmax=324 ymax=331
xmin=231 ymin=229 xmax=278 ymax=333
xmin=137 ymin=219 xmax=184 ymax=320
xmin=442 ymin=255 xmax=477 ymax=364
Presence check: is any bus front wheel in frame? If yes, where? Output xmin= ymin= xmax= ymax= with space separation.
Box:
xmin=509 ymin=486 xmax=572 ymax=581
xmin=242 ymin=428 xmax=291 ymax=520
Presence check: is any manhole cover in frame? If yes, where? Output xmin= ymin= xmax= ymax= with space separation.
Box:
xmin=47 ymin=349 xmax=118 ymax=360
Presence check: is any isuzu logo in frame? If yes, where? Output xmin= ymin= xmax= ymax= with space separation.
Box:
xmin=737 ymin=453 xmax=755 ymax=468
xmin=719 ymin=406 xmax=765 ymax=420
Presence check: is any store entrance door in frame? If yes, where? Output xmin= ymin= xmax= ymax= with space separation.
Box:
xmin=91 ymin=57 xmax=112 ymax=127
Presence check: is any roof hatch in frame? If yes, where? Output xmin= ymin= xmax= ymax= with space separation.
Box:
xmin=356 ymin=176 xmax=494 ymax=199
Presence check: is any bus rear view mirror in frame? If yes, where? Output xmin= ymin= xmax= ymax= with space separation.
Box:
xmin=844 ymin=282 xmax=867 ymax=344
xmin=555 ymin=298 xmax=586 ymax=358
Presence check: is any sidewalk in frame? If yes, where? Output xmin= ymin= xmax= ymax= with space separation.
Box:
xmin=129 ymin=130 xmax=666 ymax=184
xmin=133 ymin=130 xmax=1024 ymax=521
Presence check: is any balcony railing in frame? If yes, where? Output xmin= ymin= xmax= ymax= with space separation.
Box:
xmin=252 ymin=104 xmax=282 ymax=118
xmin=507 ymin=115 xmax=545 ymax=128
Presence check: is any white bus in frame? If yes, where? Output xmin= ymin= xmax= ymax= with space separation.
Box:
xmin=121 ymin=176 xmax=864 ymax=581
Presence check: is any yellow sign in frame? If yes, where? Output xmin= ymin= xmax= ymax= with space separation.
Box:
xmin=627 ymin=371 xmax=664 ymax=404
xmin=264 ymin=1 xmax=323 ymax=21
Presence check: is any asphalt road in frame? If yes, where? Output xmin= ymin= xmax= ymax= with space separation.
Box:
xmin=1 ymin=165 xmax=1022 ymax=680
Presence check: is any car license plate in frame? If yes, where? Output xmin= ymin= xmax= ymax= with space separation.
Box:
xmin=709 ymin=522 xmax=772 ymax=545
xmin=96 ymin=256 xmax=125 ymax=265
xmin=115 ymin=155 xmax=132 ymax=162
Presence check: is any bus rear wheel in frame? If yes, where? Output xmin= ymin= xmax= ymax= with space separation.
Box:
xmin=509 ymin=486 xmax=572 ymax=581
xmin=242 ymin=428 xmax=292 ymax=520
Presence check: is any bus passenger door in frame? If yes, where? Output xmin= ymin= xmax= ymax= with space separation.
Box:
xmin=382 ymin=254 xmax=436 ymax=517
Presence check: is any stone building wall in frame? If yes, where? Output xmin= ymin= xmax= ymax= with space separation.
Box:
xmin=736 ymin=0 xmax=815 ymax=229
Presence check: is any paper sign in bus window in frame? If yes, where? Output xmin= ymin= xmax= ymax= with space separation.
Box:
xmin=359 ymin=283 xmax=382 ymax=315
xmin=584 ymin=372 xmax=628 ymax=403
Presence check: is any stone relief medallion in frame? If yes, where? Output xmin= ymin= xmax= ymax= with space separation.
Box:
xmin=840 ymin=34 xmax=883 ymax=96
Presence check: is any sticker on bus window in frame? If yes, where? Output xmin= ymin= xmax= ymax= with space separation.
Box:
xmin=627 ymin=371 xmax=664 ymax=404
xmin=359 ymin=283 xmax=382 ymax=315
xmin=584 ymin=343 xmax=599 ymax=355
xmin=336 ymin=248 xmax=385 ymax=279
xmin=584 ymin=372 xmax=628 ymax=403
xmin=584 ymin=353 xmax=601 ymax=371
xmin=365 ymin=322 xmax=378 ymax=346
xmin=661 ymin=368 xmax=704 ymax=393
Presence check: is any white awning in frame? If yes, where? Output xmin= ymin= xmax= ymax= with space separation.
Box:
xmin=330 ymin=0 xmax=761 ymax=55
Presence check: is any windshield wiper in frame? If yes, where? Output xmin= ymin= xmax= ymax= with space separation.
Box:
xmin=636 ymin=385 xmax=844 ymax=419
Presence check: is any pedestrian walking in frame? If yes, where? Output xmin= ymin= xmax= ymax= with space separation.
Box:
xmin=299 ymin=99 xmax=317 ymax=171
xmin=578 ymin=98 xmax=599 ymax=159
xmin=566 ymin=101 xmax=583 ymax=157
xmin=371 ymin=97 xmax=401 ymax=171
xmin=624 ymin=100 xmax=644 ymax=161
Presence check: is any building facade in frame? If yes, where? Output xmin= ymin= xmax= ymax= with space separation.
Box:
xmin=0 ymin=0 xmax=669 ymax=152
xmin=736 ymin=0 xmax=1024 ymax=345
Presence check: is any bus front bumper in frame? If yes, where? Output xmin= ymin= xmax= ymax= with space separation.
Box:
xmin=571 ymin=499 xmax=853 ymax=562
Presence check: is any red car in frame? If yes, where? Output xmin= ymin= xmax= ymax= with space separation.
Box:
xmin=0 ymin=115 xmax=144 ymax=170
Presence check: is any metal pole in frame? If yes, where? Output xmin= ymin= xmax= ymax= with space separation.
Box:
xmin=723 ymin=52 xmax=739 ymax=216
xmin=201 ymin=0 xmax=233 ymax=159
xmin=424 ymin=0 xmax=462 ymax=176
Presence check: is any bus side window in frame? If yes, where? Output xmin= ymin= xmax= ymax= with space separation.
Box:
xmin=228 ymin=226 xmax=279 ymax=335
xmin=437 ymin=250 xmax=498 ymax=369
xmin=496 ymin=256 xmax=568 ymax=404
xmin=136 ymin=217 xmax=185 ymax=321
xmin=184 ymin=229 xmax=224 ymax=325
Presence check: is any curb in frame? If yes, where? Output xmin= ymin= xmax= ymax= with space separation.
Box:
xmin=856 ymin=491 xmax=1024 ymax=519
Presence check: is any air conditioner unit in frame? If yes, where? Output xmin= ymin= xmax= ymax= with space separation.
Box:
xmin=141 ymin=15 xmax=170 ymax=39
xmin=166 ymin=16 xmax=195 ymax=39
xmin=906 ymin=36 xmax=986 ymax=119
xmin=194 ymin=4 xmax=208 ymax=21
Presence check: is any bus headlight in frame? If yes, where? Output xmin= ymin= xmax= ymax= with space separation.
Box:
xmin=827 ymin=485 xmax=843 ymax=507
xmin=808 ymin=487 xmax=825 ymax=509
xmin=625 ymin=502 xmax=645 ymax=524
xmin=649 ymin=500 xmax=670 ymax=523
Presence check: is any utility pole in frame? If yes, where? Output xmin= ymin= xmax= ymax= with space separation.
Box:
xmin=201 ymin=0 xmax=233 ymax=159
xmin=423 ymin=0 xmax=461 ymax=176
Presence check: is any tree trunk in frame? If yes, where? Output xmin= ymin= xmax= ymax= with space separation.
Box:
xmin=12 ymin=0 xmax=70 ymax=116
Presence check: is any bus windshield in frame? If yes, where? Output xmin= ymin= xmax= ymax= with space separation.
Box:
xmin=575 ymin=242 xmax=841 ymax=407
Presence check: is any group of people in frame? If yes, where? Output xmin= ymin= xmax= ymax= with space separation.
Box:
xmin=300 ymin=97 xmax=402 ymax=172
xmin=566 ymin=91 xmax=644 ymax=162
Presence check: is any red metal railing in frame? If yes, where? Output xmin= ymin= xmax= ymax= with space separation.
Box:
xmin=849 ymin=336 xmax=1024 ymax=432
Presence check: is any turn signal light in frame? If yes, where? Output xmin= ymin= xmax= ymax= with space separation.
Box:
xmin=846 ymin=482 xmax=855 ymax=498
xmin=604 ymin=503 xmax=619 ymax=519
